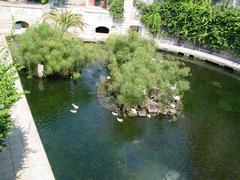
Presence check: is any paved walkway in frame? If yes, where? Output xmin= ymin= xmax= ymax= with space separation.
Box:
xmin=155 ymin=39 xmax=240 ymax=72
xmin=0 ymin=35 xmax=55 ymax=180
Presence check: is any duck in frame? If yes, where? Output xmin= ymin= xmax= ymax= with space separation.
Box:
xmin=72 ymin=103 xmax=79 ymax=109
xmin=112 ymin=112 xmax=118 ymax=116
xmin=70 ymin=109 xmax=77 ymax=113
xmin=117 ymin=118 xmax=123 ymax=122
xmin=173 ymin=96 xmax=180 ymax=101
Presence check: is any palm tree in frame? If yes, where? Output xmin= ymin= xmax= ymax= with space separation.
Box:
xmin=43 ymin=10 xmax=85 ymax=31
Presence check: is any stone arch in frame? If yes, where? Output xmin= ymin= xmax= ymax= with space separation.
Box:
xmin=15 ymin=21 xmax=29 ymax=29
xmin=130 ymin=25 xmax=142 ymax=33
xmin=95 ymin=26 xmax=109 ymax=34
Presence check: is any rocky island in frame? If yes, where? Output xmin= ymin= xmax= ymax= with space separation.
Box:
xmin=98 ymin=32 xmax=190 ymax=118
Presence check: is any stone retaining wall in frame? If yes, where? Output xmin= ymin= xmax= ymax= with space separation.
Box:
xmin=0 ymin=34 xmax=55 ymax=180
xmin=0 ymin=1 xmax=49 ymax=34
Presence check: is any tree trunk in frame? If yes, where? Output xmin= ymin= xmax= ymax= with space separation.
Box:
xmin=37 ymin=64 xmax=44 ymax=78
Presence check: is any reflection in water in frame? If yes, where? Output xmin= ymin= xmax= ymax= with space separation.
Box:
xmin=38 ymin=79 xmax=44 ymax=91
xmin=20 ymin=61 xmax=240 ymax=179
xmin=210 ymin=81 xmax=222 ymax=88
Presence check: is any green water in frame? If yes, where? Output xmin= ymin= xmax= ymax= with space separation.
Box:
xmin=21 ymin=61 xmax=240 ymax=179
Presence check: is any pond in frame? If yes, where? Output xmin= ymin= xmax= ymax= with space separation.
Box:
xmin=20 ymin=59 xmax=240 ymax=179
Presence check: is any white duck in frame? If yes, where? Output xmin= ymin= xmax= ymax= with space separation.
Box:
xmin=70 ymin=109 xmax=77 ymax=113
xmin=117 ymin=118 xmax=123 ymax=122
xmin=112 ymin=112 xmax=118 ymax=116
xmin=72 ymin=103 xmax=79 ymax=109
xmin=173 ymin=96 xmax=180 ymax=101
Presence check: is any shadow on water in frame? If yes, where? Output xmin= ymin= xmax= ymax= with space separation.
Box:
xmin=19 ymin=60 xmax=240 ymax=180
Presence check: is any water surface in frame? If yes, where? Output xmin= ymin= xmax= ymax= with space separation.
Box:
xmin=21 ymin=61 xmax=240 ymax=179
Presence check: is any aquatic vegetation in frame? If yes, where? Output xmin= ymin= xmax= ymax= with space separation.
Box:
xmin=13 ymin=23 xmax=105 ymax=78
xmin=105 ymin=32 xmax=190 ymax=116
xmin=13 ymin=22 xmax=190 ymax=116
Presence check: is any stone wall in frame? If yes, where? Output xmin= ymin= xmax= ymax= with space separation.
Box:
xmin=2 ymin=0 xmax=26 ymax=2
xmin=0 ymin=34 xmax=55 ymax=180
xmin=66 ymin=0 xmax=87 ymax=6
xmin=0 ymin=1 xmax=49 ymax=34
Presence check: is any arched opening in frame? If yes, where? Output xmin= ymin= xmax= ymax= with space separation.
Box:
xmin=130 ymin=25 xmax=142 ymax=33
xmin=95 ymin=0 xmax=107 ymax=8
xmin=15 ymin=21 xmax=29 ymax=29
xmin=95 ymin=26 xmax=109 ymax=34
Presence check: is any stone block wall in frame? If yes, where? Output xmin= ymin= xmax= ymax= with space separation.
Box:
xmin=66 ymin=0 xmax=87 ymax=6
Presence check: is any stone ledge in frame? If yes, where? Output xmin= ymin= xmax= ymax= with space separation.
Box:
xmin=0 ymin=34 xmax=55 ymax=180
xmin=0 ymin=1 xmax=49 ymax=9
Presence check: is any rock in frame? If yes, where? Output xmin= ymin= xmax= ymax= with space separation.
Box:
xmin=169 ymin=108 xmax=177 ymax=115
xmin=170 ymin=103 xmax=176 ymax=109
xmin=130 ymin=108 xmax=137 ymax=114
xmin=148 ymin=107 xmax=159 ymax=114
xmin=147 ymin=114 xmax=151 ymax=118
xmin=138 ymin=110 xmax=147 ymax=117
xmin=147 ymin=100 xmax=160 ymax=114
xmin=151 ymin=113 xmax=157 ymax=117
xmin=162 ymin=110 xmax=168 ymax=115
xmin=126 ymin=108 xmax=138 ymax=117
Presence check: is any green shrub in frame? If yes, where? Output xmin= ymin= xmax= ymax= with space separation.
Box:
xmin=14 ymin=23 xmax=104 ymax=78
xmin=0 ymin=46 xmax=21 ymax=150
xmin=105 ymin=32 xmax=190 ymax=109
xmin=138 ymin=1 xmax=240 ymax=55
xmin=109 ymin=0 xmax=124 ymax=19
xmin=41 ymin=0 xmax=49 ymax=5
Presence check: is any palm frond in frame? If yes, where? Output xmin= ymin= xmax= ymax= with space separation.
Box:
xmin=43 ymin=10 xmax=85 ymax=31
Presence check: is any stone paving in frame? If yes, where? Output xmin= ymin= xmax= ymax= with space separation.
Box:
xmin=0 ymin=128 xmax=27 ymax=180
xmin=0 ymin=35 xmax=55 ymax=180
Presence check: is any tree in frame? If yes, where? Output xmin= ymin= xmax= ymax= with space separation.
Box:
xmin=109 ymin=0 xmax=124 ymax=19
xmin=43 ymin=10 xmax=85 ymax=32
xmin=14 ymin=23 xmax=104 ymax=78
xmin=105 ymin=32 xmax=190 ymax=109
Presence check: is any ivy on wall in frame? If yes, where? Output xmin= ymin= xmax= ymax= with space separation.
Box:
xmin=137 ymin=1 xmax=240 ymax=55
xmin=0 ymin=46 xmax=21 ymax=150
xmin=109 ymin=0 xmax=124 ymax=19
